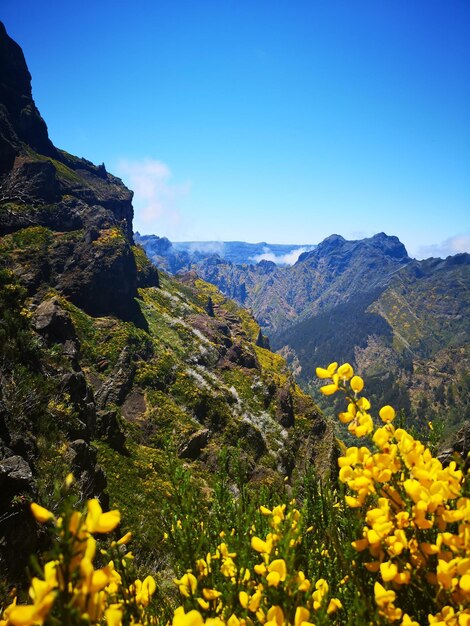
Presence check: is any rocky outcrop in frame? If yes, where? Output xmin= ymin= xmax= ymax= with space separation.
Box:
xmin=66 ymin=440 xmax=108 ymax=505
xmin=178 ymin=428 xmax=211 ymax=459
xmin=0 ymin=22 xmax=56 ymax=172
xmin=438 ymin=422 xmax=470 ymax=472
xmin=0 ymin=20 xmax=153 ymax=324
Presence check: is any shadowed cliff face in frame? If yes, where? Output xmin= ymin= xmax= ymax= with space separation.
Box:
xmin=0 ymin=22 xmax=56 ymax=172
xmin=0 ymin=21 xmax=156 ymax=321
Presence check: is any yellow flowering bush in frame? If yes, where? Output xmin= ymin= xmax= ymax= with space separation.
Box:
xmin=0 ymin=480 xmax=157 ymax=626
xmin=1 ymin=364 xmax=468 ymax=626
xmin=316 ymin=361 xmax=470 ymax=626
xmin=168 ymin=501 xmax=343 ymax=626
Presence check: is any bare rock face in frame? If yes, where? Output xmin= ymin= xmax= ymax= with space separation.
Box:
xmin=32 ymin=297 xmax=77 ymax=344
xmin=438 ymin=422 xmax=470 ymax=472
xmin=0 ymin=22 xmax=56 ymax=172
xmin=0 ymin=20 xmax=154 ymax=324
xmin=66 ymin=440 xmax=108 ymax=506
xmin=178 ymin=428 xmax=211 ymax=459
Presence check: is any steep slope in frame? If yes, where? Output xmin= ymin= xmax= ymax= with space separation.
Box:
xmin=0 ymin=22 xmax=331 ymax=586
xmin=275 ymin=254 xmax=470 ymax=430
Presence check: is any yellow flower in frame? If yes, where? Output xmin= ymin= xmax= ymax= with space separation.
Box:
xmin=116 ymin=531 xmax=132 ymax=545
xmin=319 ymin=382 xmax=338 ymax=396
xmin=135 ymin=575 xmax=156 ymax=606
xmin=312 ymin=578 xmax=328 ymax=609
xmin=30 ymin=503 xmax=54 ymax=524
xmin=327 ymin=598 xmax=342 ymax=614
xmin=297 ymin=571 xmax=311 ymax=592
xmin=315 ymin=362 xmax=338 ymax=379
xmin=86 ymin=500 xmax=121 ymax=534
xmin=266 ymin=605 xmax=284 ymax=626
xmin=339 ymin=403 xmax=356 ymax=424
xmin=239 ymin=591 xmax=249 ymax=608
xmin=380 ymin=561 xmax=398 ymax=582
xmin=105 ymin=607 xmax=122 ymax=626
xmin=172 ymin=607 xmax=204 ymax=626
xmin=401 ymin=614 xmax=420 ymax=626
xmin=197 ymin=599 xmax=210 ymax=611
xmin=248 ymin=590 xmax=262 ymax=612
xmin=268 ymin=559 xmax=286 ymax=581
xmin=374 ymin=581 xmax=396 ymax=608
xmin=338 ymin=362 xmax=354 ymax=380
xmin=251 ymin=536 xmax=271 ymax=554
xmin=357 ymin=396 xmax=371 ymax=411
xmin=379 ymin=405 xmax=396 ymax=423
xmin=294 ymin=606 xmax=311 ymax=626
xmin=9 ymin=592 xmax=55 ymax=626
xmin=202 ymin=588 xmax=221 ymax=601
xmin=350 ymin=375 xmax=364 ymax=393
xmin=174 ymin=573 xmax=197 ymax=597
xmin=220 ymin=557 xmax=237 ymax=578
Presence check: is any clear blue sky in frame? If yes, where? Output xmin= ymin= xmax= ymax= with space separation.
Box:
xmin=2 ymin=0 xmax=469 ymax=258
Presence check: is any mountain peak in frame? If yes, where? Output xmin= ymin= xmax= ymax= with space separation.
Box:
xmin=367 ymin=232 xmax=409 ymax=260
xmin=0 ymin=21 xmax=56 ymax=170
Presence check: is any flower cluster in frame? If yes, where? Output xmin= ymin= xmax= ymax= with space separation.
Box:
xmin=1 ymin=365 xmax=468 ymax=626
xmin=317 ymin=361 xmax=470 ymax=626
xmin=0 ymin=484 xmax=156 ymax=626
xmin=170 ymin=502 xmax=342 ymax=626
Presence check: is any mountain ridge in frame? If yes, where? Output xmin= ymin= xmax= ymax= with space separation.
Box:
xmin=139 ymin=230 xmax=470 ymax=430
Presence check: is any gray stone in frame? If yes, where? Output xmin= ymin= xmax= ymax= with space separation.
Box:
xmin=178 ymin=429 xmax=210 ymax=460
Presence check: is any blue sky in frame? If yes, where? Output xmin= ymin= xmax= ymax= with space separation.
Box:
xmin=2 ymin=0 xmax=469 ymax=258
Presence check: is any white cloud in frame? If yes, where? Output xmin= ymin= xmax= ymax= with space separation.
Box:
xmin=116 ymin=158 xmax=190 ymax=235
xmin=182 ymin=242 xmax=225 ymax=255
xmin=416 ymin=234 xmax=470 ymax=259
xmin=250 ymin=246 xmax=315 ymax=266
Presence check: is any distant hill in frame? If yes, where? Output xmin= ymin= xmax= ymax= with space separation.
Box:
xmin=135 ymin=233 xmax=315 ymax=272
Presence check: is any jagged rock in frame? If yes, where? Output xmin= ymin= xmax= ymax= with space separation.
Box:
xmin=0 ymin=22 xmax=56 ymax=171
xmin=205 ymin=296 xmax=215 ymax=317
xmin=178 ymin=428 xmax=210 ymax=459
xmin=59 ymin=371 xmax=96 ymax=437
xmin=66 ymin=440 xmax=108 ymax=505
xmin=438 ymin=422 xmax=470 ymax=471
xmin=233 ymin=420 xmax=267 ymax=459
xmin=95 ymin=347 xmax=136 ymax=409
xmin=0 ymin=19 xmax=141 ymax=321
xmin=32 ymin=297 xmax=77 ymax=344
xmin=0 ymin=455 xmax=34 ymax=497
xmin=95 ymin=409 xmax=126 ymax=452
xmin=134 ymin=245 xmax=160 ymax=288
xmin=121 ymin=390 xmax=147 ymax=422
xmin=274 ymin=385 xmax=295 ymax=427
xmin=256 ymin=329 xmax=270 ymax=349
xmin=224 ymin=343 xmax=258 ymax=369
xmin=53 ymin=235 xmax=141 ymax=322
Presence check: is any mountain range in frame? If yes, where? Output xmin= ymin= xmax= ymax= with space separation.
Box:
xmin=139 ymin=233 xmax=470 ymax=430
xmin=134 ymin=234 xmax=315 ymax=272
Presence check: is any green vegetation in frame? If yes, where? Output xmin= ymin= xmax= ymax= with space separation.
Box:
xmin=2 ymin=365 xmax=469 ymax=626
